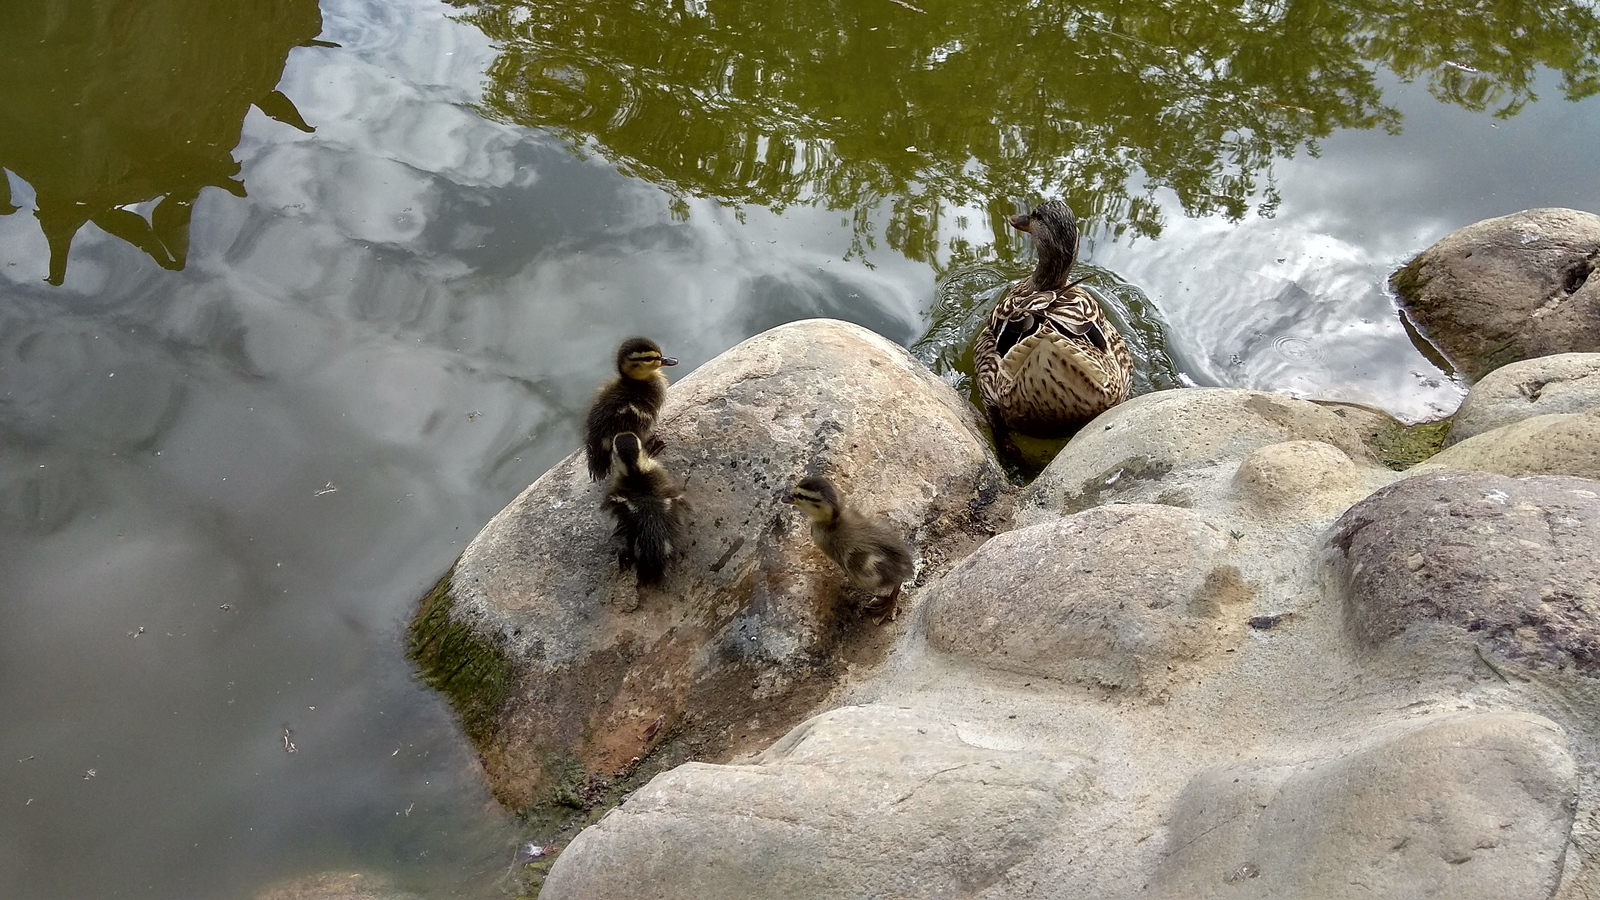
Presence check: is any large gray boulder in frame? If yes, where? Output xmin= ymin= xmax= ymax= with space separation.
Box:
xmin=539 ymin=705 xmax=1086 ymax=900
xmin=528 ymin=385 xmax=1600 ymax=900
xmin=1448 ymin=352 xmax=1600 ymax=445
xmin=1391 ymin=208 xmax=1600 ymax=381
xmin=420 ymin=319 xmax=1005 ymax=809
xmin=1148 ymin=712 xmax=1575 ymax=900
xmin=1330 ymin=471 xmax=1600 ymax=672
xmin=924 ymin=504 xmax=1243 ymax=696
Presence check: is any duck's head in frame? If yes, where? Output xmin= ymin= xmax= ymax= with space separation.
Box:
xmin=616 ymin=337 xmax=679 ymax=380
xmin=783 ymin=475 xmax=840 ymax=525
xmin=1010 ymin=200 xmax=1079 ymax=286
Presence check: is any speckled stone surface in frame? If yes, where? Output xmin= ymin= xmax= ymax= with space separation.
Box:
xmin=1392 ymin=208 xmax=1600 ymax=380
xmin=1448 ymin=353 xmax=1600 ymax=444
xmin=1332 ymin=471 xmax=1600 ymax=671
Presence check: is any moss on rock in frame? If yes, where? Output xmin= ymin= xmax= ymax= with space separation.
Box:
xmin=1368 ymin=418 xmax=1451 ymax=471
xmin=406 ymin=568 xmax=512 ymax=745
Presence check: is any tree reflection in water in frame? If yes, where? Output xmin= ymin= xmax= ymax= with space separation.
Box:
xmin=0 ymin=0 xmax=328 ymax=284
xmin=450 ymin=0 xmax=1600 ymax=268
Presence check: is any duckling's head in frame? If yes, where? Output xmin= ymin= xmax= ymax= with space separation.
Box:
xmin=782 ymin=475 xmax=840 ymax=525
xmin=610 ymin=431 xmax=649 ymax=475
xmin=1009 ymin=199 xmax=1079 ymax=285
xmin=616 ymin=337 xmax=679 ymax=380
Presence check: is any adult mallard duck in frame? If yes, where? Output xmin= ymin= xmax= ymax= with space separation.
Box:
xmin=973 ymin=200 xmax=1133 ymax=443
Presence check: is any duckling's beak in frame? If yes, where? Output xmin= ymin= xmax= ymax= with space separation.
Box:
xmin=660 ymin=356 xmax=680 ymax=367
xmin=780 ymin=491 xmax=795 ymax=504
xmin=1009 ymin=214 xmax=1032 ymax=234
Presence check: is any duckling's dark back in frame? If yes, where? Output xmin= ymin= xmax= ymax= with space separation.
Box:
xmin=603 ymin=433 xmax=685 ymax=585
xmin=828 ymin=508 xmax=913 ymax=592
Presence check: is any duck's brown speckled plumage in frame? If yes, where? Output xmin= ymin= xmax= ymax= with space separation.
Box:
xmin=974 ymin=200 xmax=1133 ymax=440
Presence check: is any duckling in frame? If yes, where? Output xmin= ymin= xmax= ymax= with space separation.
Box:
xmin=973 ymin=199 xmax=1133 ymax=445
xmin=783 ymin=476 xmax=913 ymax=622
xmin=601 ymin=432 xmax=686 ymax=586
xmin=584 ymin=337 xmax=679 ymax=481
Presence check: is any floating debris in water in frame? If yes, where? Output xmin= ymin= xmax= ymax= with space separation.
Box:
xmin=519 ymin=843 xmax=550 ymax=863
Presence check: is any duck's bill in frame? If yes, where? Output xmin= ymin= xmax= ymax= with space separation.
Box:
xmin=660 ymin=356 xmax=680 ymax=366
xmin=1009 ymin=214 xmax=1032 ymax=233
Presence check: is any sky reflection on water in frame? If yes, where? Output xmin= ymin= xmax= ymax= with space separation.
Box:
xmin=2 ymin=0 xmax=1600 ymax=898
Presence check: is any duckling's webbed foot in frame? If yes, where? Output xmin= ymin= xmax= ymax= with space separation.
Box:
xmin=645 ymin=434 xmax=666 ymax=456
xmin=863 ymin=588 xmax=900 ymax=626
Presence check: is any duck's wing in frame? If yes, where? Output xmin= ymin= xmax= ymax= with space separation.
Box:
xmin=841 ymin=520 xmax=912 ymax=587
xmin=998 ymin=281 xmax=1113 ymax=349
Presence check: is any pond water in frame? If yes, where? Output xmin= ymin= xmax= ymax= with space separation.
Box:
xmin=2 ymin=0 xmax=1598 ymax=897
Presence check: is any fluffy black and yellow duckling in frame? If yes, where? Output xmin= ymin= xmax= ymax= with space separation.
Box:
xmin=584 ymin=337 xmax=679 ymax=481
xmin=602 ymin=432 xmax=686 ymax=586
xmin=783 ymin=476 xmax=914 ymax=622
xmin=973 ymin=200 xmax=1133 ymax=444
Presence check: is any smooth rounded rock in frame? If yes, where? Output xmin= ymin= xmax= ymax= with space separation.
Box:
xmin=1330 ymin=472 xmax=1600 ymax=671
xmin=1391 ymin=208 xmax=1600 ymax=381
xmin=1447 ymin=352 xmax=1600 ymax=445
xmin=1232 ymin=440 xmax=1367 ymax=518
xmin=1416 ymin=409 xmax=1600 ymax=480
xmin=1022 ymin=388 xmax=1373 ymax=517
xmin=539 ymin=705 xmax=1087 ymax=900
xmin=1148 ymin=711 xmax=1575 ymax=900
xmin=924 ymin=504 xmax=1245 ymax=694
xmin=429 ymin=319 xmax=1004 ymax=808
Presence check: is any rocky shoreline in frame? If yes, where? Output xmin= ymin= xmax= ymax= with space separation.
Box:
xmin=525 ymin=352 xmax=1599 ymax=900
xmin=264 ymin=209 xmax=1600 ymax=899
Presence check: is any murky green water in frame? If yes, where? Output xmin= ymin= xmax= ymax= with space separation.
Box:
xmin=2 ymin=0 xmax=1598 ymax=896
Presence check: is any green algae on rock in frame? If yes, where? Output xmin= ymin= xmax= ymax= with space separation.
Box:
xmin=1367 ymin=418 xmax=1450 ymax=471
xmin=406 ymin=568 xmax=511 ymax=746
